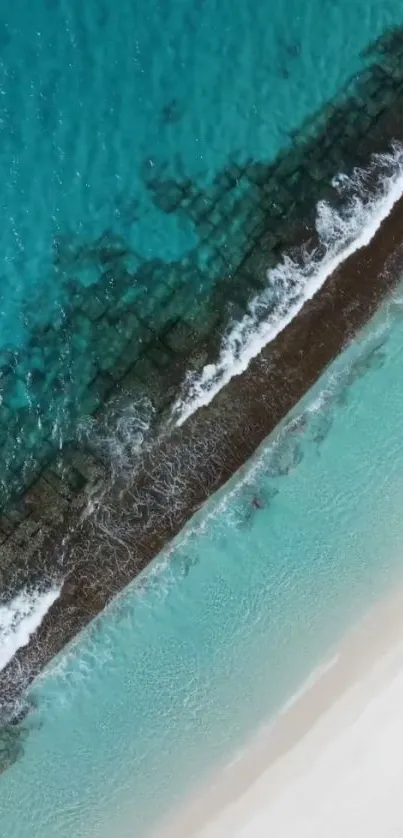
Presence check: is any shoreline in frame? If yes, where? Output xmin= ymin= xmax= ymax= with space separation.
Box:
xmin=154 ymin=583 xmax=403 ymax=838
xmin=4 ymin=24 xmax=403 ymax=717
xmin=2 ymin=168 xmax=403 ymax=713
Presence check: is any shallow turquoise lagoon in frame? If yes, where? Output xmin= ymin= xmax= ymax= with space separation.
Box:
xmin=3 ymin=0 xmax=403 ymax=833
xmin=0 ymin=0 xmax=401 ymax=345
xmin=1 ymin=283 xmax=403 ymax=836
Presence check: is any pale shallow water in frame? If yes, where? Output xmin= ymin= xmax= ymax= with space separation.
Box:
xmin=2 ymin=280 xmax=403 ymax=836
xmin=1 ymin=1 xmax=403 ymax=835
xmin=199 ymin=636 xmax=403 ymax=838
xmin=3 ymin=138 xmax=403 ymax=687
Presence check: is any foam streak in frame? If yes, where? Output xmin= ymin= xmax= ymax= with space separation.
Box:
xmin=174 ymin=145 xmax=403 ymax=425
xmin=0 ymin=587 xmax=61 ymax=672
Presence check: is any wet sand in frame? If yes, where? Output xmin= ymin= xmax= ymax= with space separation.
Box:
xmin=2 ymin=180 xmax=403 ymax=712
xmin=154 ymin=584 xmax=403 ymax=838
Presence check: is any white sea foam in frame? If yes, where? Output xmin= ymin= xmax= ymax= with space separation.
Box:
xmin=173 ymin=144 xmax=403 ymax=426
xmin=79 ymin=398 xmax=154 ymax=479
xmin=0 ymin=586 xmax=61 ymax=672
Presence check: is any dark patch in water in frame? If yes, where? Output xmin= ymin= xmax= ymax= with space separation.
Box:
xmin=350 ymin=343 xmax=387 ymax=379
xmin=161 ymin=98 xmax=183 ymax=126
xmin=0 ymin=22 xmax=11 ymax=51
xmin=238 ymin=486 xmax=279 ymax=528
xmin=311 ymin=413 xmax=334 ymax=446
xmin=0 ymin=725 xmax=24 ymax=774
xmin=0 ymin=695 xmax=37 ymax=775
xmin=265 ymin=439 xmax=304 ymax=478
xmin=278 ymin=38 xmax=301 ymax=77
xmin=2 ymin=22 xmax=403 ymax=715
xmin=284 ymin=41 xmax=301 ymax=59
xmin=332 ymin=339 xmax=388 ymax=411
xmin=181 ymin=553 xmax=199 ymax=577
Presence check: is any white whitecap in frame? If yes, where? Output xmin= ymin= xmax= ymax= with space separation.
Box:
xmin=173 ymin=144 xmax=403 ymax=426
xmin=0 ymin=586 xmax=61 ymax=672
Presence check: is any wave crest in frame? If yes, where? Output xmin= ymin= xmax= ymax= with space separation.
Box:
xmin=173 ymin=144 xmax=403 ymax=426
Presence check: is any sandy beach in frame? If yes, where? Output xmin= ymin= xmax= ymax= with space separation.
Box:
xmin=155 ymin=584 xmax=403 ymax=838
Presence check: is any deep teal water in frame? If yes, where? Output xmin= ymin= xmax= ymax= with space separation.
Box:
xmin=3 ymin=1 xmax=403 ymax=835
xmin=0 ymin=0 xmax=402 ymax=505
xmin=0 ymin=0 xmax=401 ymax=346
xmin=2 ymin=284 xmax=403 ymax=836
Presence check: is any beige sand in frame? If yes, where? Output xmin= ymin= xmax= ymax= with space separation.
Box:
xmin=154 ymin=586 xmax=403 ymax=838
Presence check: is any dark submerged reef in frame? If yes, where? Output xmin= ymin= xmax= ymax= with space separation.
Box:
xmin=2 ymin=25 xmax=403 ymax=769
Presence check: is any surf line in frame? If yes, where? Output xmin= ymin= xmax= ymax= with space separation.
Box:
xmin=0 ymin=586 xmax=61 ymax=673
xmin=173 ymin=145 xmax=403 ymax=425
xmin=3 ymin=148 xmax=403 ymax=715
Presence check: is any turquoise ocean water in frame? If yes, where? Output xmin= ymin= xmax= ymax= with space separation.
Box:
xmin=2 ymin=282 xmax=403 ymax=836
xmin=0 ymin=0 xmax=402 ymax=502
xmin=1 ymin=0 xmax=401 ymax=345
xmin=3 ymin=1 xmax=403 ymax=835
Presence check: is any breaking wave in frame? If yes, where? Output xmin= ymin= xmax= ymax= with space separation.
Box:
xmin=173 ymin=144 xmax=403 ymax=426
xmin=0 ymin=587 xmax=61 ymax=672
